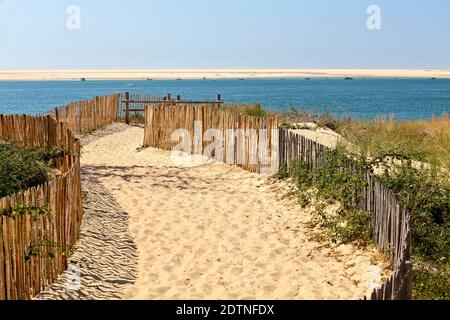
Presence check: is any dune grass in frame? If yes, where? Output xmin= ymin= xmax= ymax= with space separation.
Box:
xmin=336 ymin=113 xmax=450 ymax=170
xmin=223 ymin=103 xmax=269 ymax=117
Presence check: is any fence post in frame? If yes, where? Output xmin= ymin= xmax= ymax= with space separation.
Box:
xmin=125 ymin=91 xmax=130 ymax=125
xmin=217 ymin=94 xmax=222 ymax=107
xmin=46 ymin=115 xmax=52 ymax=149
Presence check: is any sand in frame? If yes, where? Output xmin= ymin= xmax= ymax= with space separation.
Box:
xmin=1 ymin=69 xmax=449 ymax=80
xmin=290 ymin=123 xmax=346 ymax=149
xmin=35 ymin=124 xmax=138 ymax=300
xmin=64 ymin=123 xmax=388 ymax=300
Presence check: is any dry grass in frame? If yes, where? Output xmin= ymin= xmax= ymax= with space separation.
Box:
xmin=337 ymin=113 xmax=450 ymax=170
xmin=222 ymin=103 xmax=269 ymax=117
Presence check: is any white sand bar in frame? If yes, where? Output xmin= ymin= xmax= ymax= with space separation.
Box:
xmin=81 ymin=124 xmax=387 ymax=300
xmin=1 ymin=69 xmax=450 ymax=80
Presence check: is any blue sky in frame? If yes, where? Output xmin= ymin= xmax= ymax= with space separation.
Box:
xmin=0 ymin=0 xmax=449 ymax=69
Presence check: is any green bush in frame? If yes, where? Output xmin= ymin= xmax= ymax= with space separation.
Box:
xmin=274 ymin=145 xmax=449 ymax=299
xmin=379 ymin=164 xmax=449 ymax=264
xmin=224 ymin=103 xmax=268 ymax=117
xmin=414 ymin=264 xmax=450 ymax=300
xmin=378 ymin=163 xmax=449 ymax=299
xmin=276 ymin=148 xmax=373 ymax=246
xmin=0 ymin=143 xmax=66 ymax=198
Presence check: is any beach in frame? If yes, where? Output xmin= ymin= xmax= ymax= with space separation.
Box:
xmin=1 ymin=69 xmax=450 ymax=81
xmin=37 ymin=123 xmax=389 ymax=300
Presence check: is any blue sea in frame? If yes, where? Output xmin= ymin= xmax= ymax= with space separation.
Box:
xmin=0 ymin=78 xmax=449 ymax=120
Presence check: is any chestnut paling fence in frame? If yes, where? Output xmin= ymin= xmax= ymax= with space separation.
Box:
xmin=0 ymin=94 xmax=120 ymax=300
xmin=143 ymin=104 xmax=280 ymax=174
xmin=279 ymin=129 xmax=413 ymax=300
xmin=143 ymin=104 xmax=413 ymax=299
xmin=1 ymin=93 xmax=413 ymax=300
xmin=0 ymin=115 xmax=82 ymax=300
xmin=49 ymin=94 xmax=120 ymax=134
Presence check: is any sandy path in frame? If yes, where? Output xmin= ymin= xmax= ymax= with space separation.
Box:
xmin=35 ymin=124 xmax=138 ymax=300
xmin=79 ymin=124 xmax=387 ymax=300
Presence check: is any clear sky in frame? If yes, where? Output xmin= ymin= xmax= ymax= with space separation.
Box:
xmin=0 ymin=0 xmax=449 ymax=69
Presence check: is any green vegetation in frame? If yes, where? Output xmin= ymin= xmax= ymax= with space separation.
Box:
xmin=0 ymin=203 xmax=52 ymax=218
xmin=378 ymin=163 xmax=449 ymax=300
xmin=236 ymin=104 xmax=448 ymax=298
xmin=0 ymin=142 xmax=68 ymax=198
xmin=274 ymin=148 xmax=373 ymax=247
xmin=224 ymin=103 xmax=269 ymax=117
xmin=277 ymin=106 xmax=342 ymax=131
xmin=335 ymin=114 xmax=449 ymax=300
xmin=274 ymin=108 xmax=450 ymax=300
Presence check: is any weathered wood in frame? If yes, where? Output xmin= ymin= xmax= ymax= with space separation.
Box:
xmin=125 ymin=92 xmax=130 ymax=125
xmin=0 ymin=113 xmax=83 ymax=301
xmin=143 ymin=104 xmax=279 ymax=174
xmin=48 ymin=94 xmax=120 ymax=134
xmin=278 ymin=128 xmax=413 ymax=300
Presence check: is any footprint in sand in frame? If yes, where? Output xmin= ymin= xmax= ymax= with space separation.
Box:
xmin=154 ymin=286 xmax=171 ymax=295
xmin=230 ymin=267 xmax=243 ymax=276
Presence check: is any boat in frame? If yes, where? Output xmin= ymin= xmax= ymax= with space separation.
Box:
xmin=305 ymin=78 xmax=311 ymax=80
xmin=80 ymin=78 xmax=86 ymax=81
xmin=344 ymin=77 xmax=353 ymax=80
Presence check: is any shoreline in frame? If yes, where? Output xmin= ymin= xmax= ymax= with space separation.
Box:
xmin=1 ymin=69 xmax=450 ymax=81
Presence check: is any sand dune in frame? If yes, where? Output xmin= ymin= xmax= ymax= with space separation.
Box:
xmin=72 ymin=124 xmax=388 ymax=300
xmin=1 ymin=69 xmax=449 ymax=80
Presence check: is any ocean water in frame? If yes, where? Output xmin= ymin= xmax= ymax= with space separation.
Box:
xmin=0 ymin=78 xmax=449 ymax=120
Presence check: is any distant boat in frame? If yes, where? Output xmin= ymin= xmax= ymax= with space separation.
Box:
xmin=80 ymin=78 xmax=86 ymax=81
xmin=430 ymin=77 xmax=437 ymax=80
xmin=176 ymin=78 xmax=182 ymax=81
xmin=344 ymin=77 xmax=354 ymax=80
xmin=127 ymin=83 xmax=136 ymax=87
xmin=238 ymin=78 xmax=245 ymax=81
xmin=305 ymin=78 xmax=311 ymax=80
xmin=146 ymin=78 xmax=153 ymax=81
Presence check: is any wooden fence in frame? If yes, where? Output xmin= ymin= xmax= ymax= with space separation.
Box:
xmin=143 ymin=104 xmax=279 ymax=174
xmin=0 ymin=114 xmax=75 ymax=149
xmin=279 ymin=129 xmax=413 ymax=300
xmin=0 ymin=114 xmax=82 ymax=300
xmin=120 ymin=92 xmax=223 ymax=125
xmin=50 ymin=94 xmax=120 ymax=134
xmin=118 ymin=92 xmax=165 ymax=120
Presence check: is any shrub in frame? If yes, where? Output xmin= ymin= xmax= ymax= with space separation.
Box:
xmin=224 ymin=103 xmax=268 ymax=117
xmin=379 ymin=164 xmax=449 ymax=263
xmin=276 ymin=148 xmax=373 ymax=246
xmin=274 ymin=142 xmax=449 ymax=299
xmin=0 ymin=143 xmax=65 ymax=198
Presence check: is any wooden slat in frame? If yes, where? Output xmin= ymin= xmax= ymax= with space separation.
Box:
xmin=0 ymin=111 xmax=83 ymax=300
